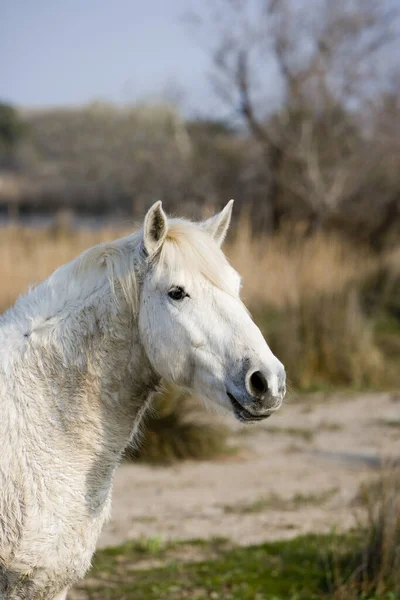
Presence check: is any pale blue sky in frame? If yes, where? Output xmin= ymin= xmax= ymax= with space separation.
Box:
xmin=0 ymin=0 xmax=219 ymax=115
xmin=1 ymin=1 xmax=398 ymax=117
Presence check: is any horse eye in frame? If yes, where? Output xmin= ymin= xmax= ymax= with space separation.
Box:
xmin=168 ymin=286 xmax=187 ymax=301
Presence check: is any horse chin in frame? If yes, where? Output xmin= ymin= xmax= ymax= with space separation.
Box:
xmin=226 ymin=392 xmax=273 ymax=424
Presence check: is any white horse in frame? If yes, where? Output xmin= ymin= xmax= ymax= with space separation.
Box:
xmin=0 ymin=201 xmax=285 ymax=599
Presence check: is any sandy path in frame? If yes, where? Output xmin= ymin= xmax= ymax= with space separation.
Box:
xmin=99 ymin=392 xmax=400 ymax=549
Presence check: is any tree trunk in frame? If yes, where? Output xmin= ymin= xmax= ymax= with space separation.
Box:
xmin=268 ymin=146 xmax=286 ymax=232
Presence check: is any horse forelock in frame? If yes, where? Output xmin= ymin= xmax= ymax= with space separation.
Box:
xmin=154 ymin=219 xmax=240 ymax=296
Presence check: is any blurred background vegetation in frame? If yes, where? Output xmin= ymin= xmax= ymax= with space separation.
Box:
xmin=1 ymin=1 xmax=400 ymax=248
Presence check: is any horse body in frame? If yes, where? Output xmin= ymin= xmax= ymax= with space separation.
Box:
xmin=0 ymin=202 xmax=285 ymax=598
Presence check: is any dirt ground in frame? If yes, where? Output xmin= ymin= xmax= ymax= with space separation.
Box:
xmin=99 ymin=391 xmax=400 ymax=549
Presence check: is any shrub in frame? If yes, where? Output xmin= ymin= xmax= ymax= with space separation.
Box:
xmin=261 ymin=286 xmax=384 ymax=390
xmin=361 ymin=249 xmax=400 ymax=322
xmin=228 ymin=227 xmax=396 ymax=391
xmin=125 ymin=386 xmax=231 ymax=464
xmin=332 ymin=468 xmax=400 ymax=599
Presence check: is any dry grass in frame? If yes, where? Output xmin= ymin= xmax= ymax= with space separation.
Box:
xmin=0 ymin=219 xmax=383 ymax=311
xmin=266 ymin=287 xmax=385 ymax=389
xmin=227 ymin=219 xmax=375 ymax=308
xmin=0 ymin=221 xmax=399 ymax=392
xmin=124 ymin=386 xmax=231 ymax=464
xmin=227 ymin=219 xmax=399 ymax=389
xmin=332 ymin=468 xmax=400 ymax=599
xmin=0 ymin=224 xmax=132 ymax=313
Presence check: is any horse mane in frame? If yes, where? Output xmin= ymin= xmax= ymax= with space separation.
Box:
xmin=75 ymin=230 xmax=143 ymax=313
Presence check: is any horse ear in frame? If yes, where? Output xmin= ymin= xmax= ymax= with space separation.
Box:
xmin=201 ymin=199 xmax=234 ymax=247
xmin=143 ymin=201 xmax=168 ymax=256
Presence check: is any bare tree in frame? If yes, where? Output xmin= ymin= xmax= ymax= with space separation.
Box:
xmin=187 ymin=0 xmax=399 ymax=231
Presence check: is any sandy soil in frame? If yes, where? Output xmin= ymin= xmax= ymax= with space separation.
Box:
xmin=99 ymin=391 xmax=400 ymax=549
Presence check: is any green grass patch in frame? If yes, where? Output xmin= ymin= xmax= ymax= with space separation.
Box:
xmin=265 ymin=425 xmax=315 ymax=442
xmin=377 ymin=418 xmax=400 ymax=429
xmin=222 ymin=489 xmax=338 ymax=515
xmin=73 ymin=532 xmax=398 ymax=600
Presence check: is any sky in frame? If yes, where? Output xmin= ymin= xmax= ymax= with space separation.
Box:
xmin=0 ymin=0 xmax=220 ymax=116
xmin=2 ymin=0 xmax=398 ymax=118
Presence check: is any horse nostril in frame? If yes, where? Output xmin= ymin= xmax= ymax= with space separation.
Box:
xmin=249 ymin=370 xmax=269 ymax=397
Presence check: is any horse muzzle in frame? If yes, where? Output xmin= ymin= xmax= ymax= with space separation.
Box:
xmin=226 ymin=364 xmax=286 ymax=423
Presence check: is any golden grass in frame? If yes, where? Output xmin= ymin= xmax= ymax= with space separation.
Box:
xmin=0 ymin=219 xmax=376 ymax=311
xmin=227 ymin=218 xmax=376 ymax=309
xmin=228 ymin=220 xmax=400 ymax=389
xmin=125 ymin=386 xmax=231 ymax=464
xmin=0 ymin=224 xmax=130 ymax=312
xmin=0 ymin=220 xmax=398 ymax=390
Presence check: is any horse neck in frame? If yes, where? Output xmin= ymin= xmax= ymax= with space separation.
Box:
xmin=7 ymin=262 xmax=159 ymax=460
xmin=73 ymin=284 xmax=158 ymax=454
